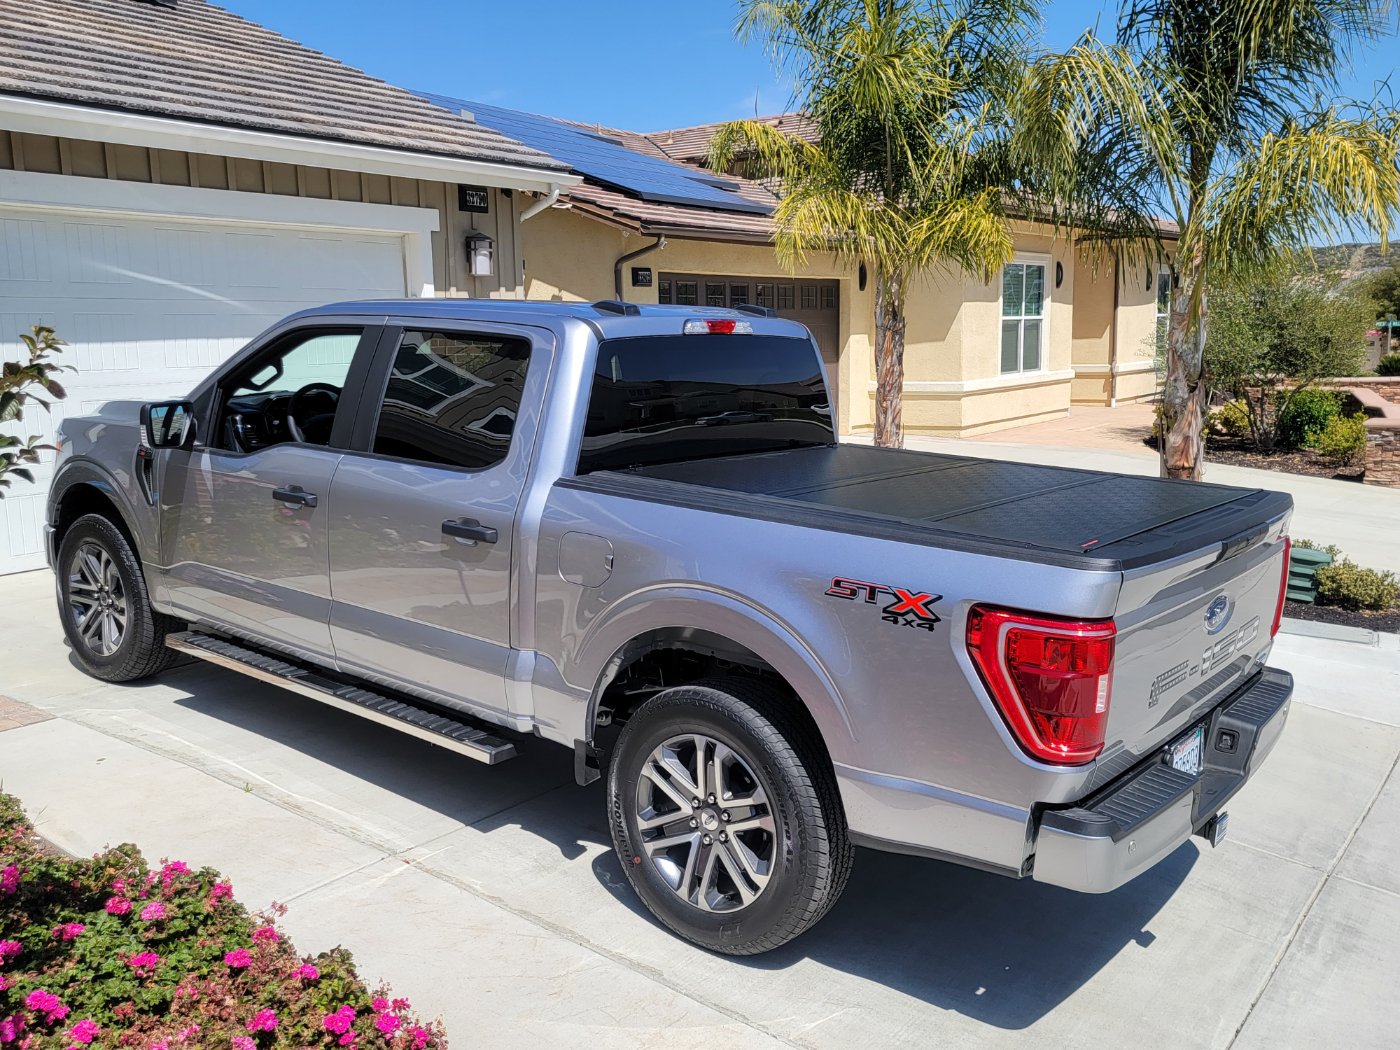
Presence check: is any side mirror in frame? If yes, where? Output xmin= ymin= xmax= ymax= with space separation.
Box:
xmin=140 ymin=401 xmax=197 ymax=449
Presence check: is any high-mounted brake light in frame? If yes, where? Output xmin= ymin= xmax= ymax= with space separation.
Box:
xmin=1270 ymin=535 xmax=1291 ymax=638
xmin=683 ymin=318 xmax=753 ymax=335
xmin=966 ymin=606 xmax=1117 ymax=765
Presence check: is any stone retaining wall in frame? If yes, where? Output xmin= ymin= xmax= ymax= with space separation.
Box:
xmin=1364 ymin=419 xmax=1400 ymax=487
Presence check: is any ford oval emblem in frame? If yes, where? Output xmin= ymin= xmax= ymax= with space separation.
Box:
xmin=1204 ymin=595 xmax=1233 ymax=635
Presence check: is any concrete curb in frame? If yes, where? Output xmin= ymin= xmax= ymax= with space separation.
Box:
xmin=1278 ymin=616 xmax=1386 ymax=647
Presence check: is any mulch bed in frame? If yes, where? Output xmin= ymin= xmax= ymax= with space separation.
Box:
xmin=1143 ymin=434 xmax=1364 ymax=480
xmin=1283 ymin=600 xmax=1400 ymax=634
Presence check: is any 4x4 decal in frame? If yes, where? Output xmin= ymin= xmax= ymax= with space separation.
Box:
xmin=825 ymin=577 xmax=943 ymax=632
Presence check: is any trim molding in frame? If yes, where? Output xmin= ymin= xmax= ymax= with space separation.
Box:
xmin=1074 ymin=360 xmax=1157 ymax=376
xmin=865 ymin=368 xmax=1075 ymax=396
xmin=0 ymin=169 xmax=440 ymax=296
xmin=0 ymin=95 xmax=581 ymax=194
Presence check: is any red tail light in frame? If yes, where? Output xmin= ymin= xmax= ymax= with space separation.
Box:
xmin=1270 ymin=536 xmax=1291 ymax=638
xmin=966 ymin=606 xmax=1116 ymax=765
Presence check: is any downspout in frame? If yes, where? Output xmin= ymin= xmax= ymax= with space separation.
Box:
xmin=614 ymin=235 xmax=667 ymax=300
xmin=1108 ymin=257 xmax=1121 ymax=408
xmin=520 ymin=183 xmax=563 ymax=221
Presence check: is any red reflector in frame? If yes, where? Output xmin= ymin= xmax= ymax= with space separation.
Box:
xmin=1270 ymin=536 xmax=1291 ymax=638
xmin=966 ymin=606 xmax=1116 ymax=765
xmin=706 ymin=319 xmax=737 ymax=334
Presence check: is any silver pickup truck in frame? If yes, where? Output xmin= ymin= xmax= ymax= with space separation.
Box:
xmin=45 ymin=299 xmax=1294 ymax=955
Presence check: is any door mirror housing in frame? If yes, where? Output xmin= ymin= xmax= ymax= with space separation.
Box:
xmin=141 ymin=401 xmax=197 ymax=449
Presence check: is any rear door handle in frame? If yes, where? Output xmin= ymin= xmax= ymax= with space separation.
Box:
xmin=442 ymin=518 xmax=498 ymax=544
xmin=272 ymin=485 xmax=318 ymax=508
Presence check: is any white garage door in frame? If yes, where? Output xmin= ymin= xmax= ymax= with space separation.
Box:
xmin=0 ymin=207 xmax=410 ymax=576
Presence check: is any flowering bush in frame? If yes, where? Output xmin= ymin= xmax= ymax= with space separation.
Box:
xmin=0 ymin=792 xmax=445 ymax=1048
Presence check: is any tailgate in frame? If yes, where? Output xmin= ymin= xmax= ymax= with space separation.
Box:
xmin=1102 ymin=526 xmax=1290 ymax=772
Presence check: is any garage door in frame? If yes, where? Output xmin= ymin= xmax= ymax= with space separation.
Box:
xmin=658 ymin=273 xmax=841 ymax=415
xmin=0 ymin=208 xmax=409 ymax=576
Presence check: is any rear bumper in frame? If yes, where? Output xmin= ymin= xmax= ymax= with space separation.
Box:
xmin=1032 ymin=666 xmax=1293 ymax=893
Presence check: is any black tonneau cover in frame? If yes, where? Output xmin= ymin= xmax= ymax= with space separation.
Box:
xmin=562 ymin=445 xmax=1292 ymax=571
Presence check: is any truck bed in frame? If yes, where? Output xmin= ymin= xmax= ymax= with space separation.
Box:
xmin=563 ymin=444 xmax=1292 ymax=571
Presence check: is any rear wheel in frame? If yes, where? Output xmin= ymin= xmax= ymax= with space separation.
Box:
xmin=57 ymin=514 xmax=180 ymax=682
xmin=608 ymin=677 xmax=852 ymax=955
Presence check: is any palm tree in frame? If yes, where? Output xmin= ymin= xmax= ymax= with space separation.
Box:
xmin=1016 ymin=0 xmax=1400 ymax=479
xmin=710 ymin=0 xmax=1037 ymax=448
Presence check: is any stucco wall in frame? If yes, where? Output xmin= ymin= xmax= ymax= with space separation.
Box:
xmin=1068 ymin=254 xmax=1162 ymax=405
xmin=0 ymin=130 xmax=525 ymax=299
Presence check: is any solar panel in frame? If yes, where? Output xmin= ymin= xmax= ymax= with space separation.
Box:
xmin=419 ymin=92 xmax=772 ymax=216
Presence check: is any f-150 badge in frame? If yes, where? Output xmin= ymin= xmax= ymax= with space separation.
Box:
xmin=825 ymin=577 xmax=943 ymax=632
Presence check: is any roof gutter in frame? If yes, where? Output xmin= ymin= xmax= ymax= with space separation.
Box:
xmin=0 ymin=95 xmax=582 ymax=194
xmin=520 ymin=183 xmax=563 ymax=221
xmin=614 ymin=235 xmax=667 ymax=299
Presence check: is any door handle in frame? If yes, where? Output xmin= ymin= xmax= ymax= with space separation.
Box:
xmin=442 ymin=518 xmax=498 ymax=544
xmin=272 ymin=485 xmax=318 ymax=508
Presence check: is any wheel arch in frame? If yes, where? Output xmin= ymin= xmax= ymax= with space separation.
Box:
xmin=50 ymin=466 xmax=146 ymax=565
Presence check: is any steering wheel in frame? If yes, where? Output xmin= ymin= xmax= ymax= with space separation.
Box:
xmin=286 ymin=382 xmax=340 ymax=445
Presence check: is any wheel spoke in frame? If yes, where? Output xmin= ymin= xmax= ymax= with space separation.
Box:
xmin=78 ymin=549 xmax=104 ymax=588
xmin=642 ymin=829 xmax=699 ymax=857
xmin=101 ymin=611 xmax=121 ymax=654
xmin=693 ymin=842 xmax=722 ymax=911
xmin=723 ymin=811 xmax=776 ymax=835
xmin=68 ymin=593 xmax=99 ymax=609
xmin=716 ymin=841 xmax=763 ymax=907
xmin=636 ymin=808 xmax=680 ymax=832
xmin=78 ymin=609 xmax=103 ymax=645
xmin=642 ymin=763 xmax=696 ymax=814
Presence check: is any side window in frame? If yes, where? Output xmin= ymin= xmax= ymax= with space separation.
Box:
xmin=218 ymin=329 xmax=363 ymax=451
xmin=372 ymin=330 xmax=531 ymax=471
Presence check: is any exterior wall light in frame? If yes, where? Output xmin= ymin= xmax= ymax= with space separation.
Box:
xmin=465 ymin=231 xmax=495 ymax=277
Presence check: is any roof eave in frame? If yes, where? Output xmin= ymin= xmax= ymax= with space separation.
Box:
xmin=0 ymin=94 xmax=581 ymax=193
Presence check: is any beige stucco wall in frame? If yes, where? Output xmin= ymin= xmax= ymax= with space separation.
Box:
xmin=1069 ymin=254 xmax=1163 ymax=405
xmin=0 ymin=130 xmax=526 ymax=299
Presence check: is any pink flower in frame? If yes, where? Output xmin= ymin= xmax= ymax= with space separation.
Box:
xmin=375 ymin=1013 xmax=402 ymax=1036
xmin=245 ymin=1009 xmax=277 ymax=1033
xmin=176 ymin=1024 xmax=201 ymax=1042
xmin=152 ymin=1042 xmax=170 ymax=1050
xmin=160 ymin=861 xmax=190 ymax=890
xmin=0 ymin=940 xmax=20 ymax=964
xmin=23 ymin=990 xmax=69 ymax=1025
xmin=322 ymin=1006 xmax=356 ymax=1035
xmin=51 ymin=923 xmax=85 ymax=941
xmin=251 ymin=925 xmax=278 ymax=944
xmin=0 ymin=865 xmax=18 ymax=895
xmin=66 ymin=1019 xmax=99 ymax=1045
xmin=371 ymin=998 xmax=388 ymax=1013
xmin=409 ymin=1026 xmax=432 ymax=1050
xmin=128 ymin=951 xmax=161 ymax=977
xmin=391 ymin=998 xmax=411 ymax=1013
xmin=294 ymin=963 xmax=319 ymax=981
xmin=0 ymin=975 xmax=8 ymax=992
xmin=111 ymin=878 xmax=127 ymax=895
xmin=0 ymin=1015 xmax=23 ymax=1043
xmin=230 ymin=1037 xmax=255 ymax=1050
xmin=209 ymin=881 xmax=233 ymax=904
xmin=104 ymin=896 xmax=132 ymax=916
xmin=224 ymin=948 xmax=252 ymax=969
xmin=140 ymin=901 xmax=166 ymax=921
xmin=338 ymin=1035 xmax=356 ymax=1047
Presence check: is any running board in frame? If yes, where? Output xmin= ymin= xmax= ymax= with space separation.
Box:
xmin=166 ymin=631 xmax=517 ymax=765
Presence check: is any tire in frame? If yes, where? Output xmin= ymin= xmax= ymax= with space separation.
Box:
xmin=608 ymin=676 xmax=852 ymax=955
xmin=56 ymin=513 xmax=180 ymax=682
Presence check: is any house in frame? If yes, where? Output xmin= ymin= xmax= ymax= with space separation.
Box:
xmin=0 ymin=0 xmax=578 ymax=574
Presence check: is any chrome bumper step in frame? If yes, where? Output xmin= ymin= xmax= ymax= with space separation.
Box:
xmin=166 ymin=630 xmax=517 ymax=765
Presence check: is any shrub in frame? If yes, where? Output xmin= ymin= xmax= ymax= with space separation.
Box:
xmin=1378 ymin=353 xmax=1400 ymax=377
xmin=1276 ymin=388 xmax=1343 ymax=450
xmin=0 ymin=792 xmax=446 ymax=1049
xmin=1292 ymin=538 xmax=1342 ymax=559
xmin=1315 ymin=558 xmax=1400 ymax=611
xmin=1305 ymin=412 xmax=1368 ymax=467
xmin=1207 ymin=399 xmax=1252 ymax=438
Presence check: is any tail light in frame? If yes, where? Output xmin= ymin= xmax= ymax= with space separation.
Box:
xmin=1270 ymin=536 xmax=1291 ymax=638
xmin=966 ymin=606 xmax=1116 ymax=765
xmin=683 ymin=318 xmax=752 ymax=335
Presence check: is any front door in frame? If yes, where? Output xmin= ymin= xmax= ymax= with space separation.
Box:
xmin=327 ymin=325 xmax=545 ymax=720
xmin=159 ymin=327 xmax=373 ymax=661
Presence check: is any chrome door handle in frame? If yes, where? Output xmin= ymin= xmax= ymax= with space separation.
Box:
xmin=442 ymin=518 xmax=497 ymax=544
xmin=272 ymin=485 xmax=318 ymax=508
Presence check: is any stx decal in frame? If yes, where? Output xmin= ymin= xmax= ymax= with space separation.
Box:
xmin=825 ymin=577 xmax=943 ymax=632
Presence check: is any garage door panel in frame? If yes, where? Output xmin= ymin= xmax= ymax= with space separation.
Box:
xmin=1 ymin=209 xmax=410 ymax=575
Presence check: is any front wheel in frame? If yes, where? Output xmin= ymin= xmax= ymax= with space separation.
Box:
xmin=57 ymin=513 xmax=180 ymax=682
xmin=608 ymin=677 xmax=852 ymax=955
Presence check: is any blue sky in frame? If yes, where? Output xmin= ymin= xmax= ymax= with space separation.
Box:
xmin=228 ymin=0 xmax=1396 ymax=132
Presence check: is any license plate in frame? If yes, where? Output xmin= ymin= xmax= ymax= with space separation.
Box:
xmin=1170 ymin=726 xmax=1205 ymax=776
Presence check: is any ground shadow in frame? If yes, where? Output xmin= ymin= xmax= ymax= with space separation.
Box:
xmin=149 ymin=660 xmax=1193 ymax=1030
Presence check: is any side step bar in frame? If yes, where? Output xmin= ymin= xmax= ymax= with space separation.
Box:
xmin=166 ymin=631 xmax=517 ymax=765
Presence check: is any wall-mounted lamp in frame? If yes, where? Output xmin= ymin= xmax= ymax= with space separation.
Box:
xmin=858 ymin=261 xmax=868 ymax=291
xmin=465 ymin=231 xmax=495 ymax=277
xmin=1055 ymin=261 xmax=1064 ymax=289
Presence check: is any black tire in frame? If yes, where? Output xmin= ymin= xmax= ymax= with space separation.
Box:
xmin=56 ymin=513 xmax=180 ymax=682
xmin=608 ymin=676 xmax=852 ymax=955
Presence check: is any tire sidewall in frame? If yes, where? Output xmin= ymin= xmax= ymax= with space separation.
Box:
xmin=609 ymin=688 xmax=812 ymax=950
xmin=56 ymin=515 xmax=148 ymax=677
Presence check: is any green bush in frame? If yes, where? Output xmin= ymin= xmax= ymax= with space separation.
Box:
xmin=1207 ymin=399 xmax=1252 ymax=438
xmin=1292 ymin=538 xmax=1342 ymax=559
xmin=1305 ymin=412 xmax=1368 ymax=466
xmin=1378 ymin=353 xmax=1400 ymax=377
xmin=1315 ymin=558 xmax=1400 ymax=611
xmin=1276 ymin=388 xmax=1343 ymax=450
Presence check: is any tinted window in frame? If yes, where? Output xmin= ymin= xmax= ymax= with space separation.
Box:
xmin=372 ymin=330 xmax=530 ymax=471
xmin=579 ymin=335 xmax=833 ymax=474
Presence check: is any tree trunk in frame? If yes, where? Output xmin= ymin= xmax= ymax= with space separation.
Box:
xmin=1161 ymin=249 xmax=1209 ymax=480
xmin=873 ymin=267 xmax=906 ymax=449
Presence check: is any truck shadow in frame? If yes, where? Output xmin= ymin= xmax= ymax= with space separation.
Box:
xmin=156 ymin=663 xmax=1194 ymax=1031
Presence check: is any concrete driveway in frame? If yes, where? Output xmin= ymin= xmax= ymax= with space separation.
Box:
xmin=1 ymin=568 xmax=1398 ymax=1049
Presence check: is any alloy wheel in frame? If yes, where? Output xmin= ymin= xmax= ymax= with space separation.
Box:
xmin=67 ymin=542 xmax=127 ymax=657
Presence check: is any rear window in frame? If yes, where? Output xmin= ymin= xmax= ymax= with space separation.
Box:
xmin=579 ymin=334 xmax=834 ymax=474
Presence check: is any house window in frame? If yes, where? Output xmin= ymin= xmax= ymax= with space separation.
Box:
xmin=1000 ymin=261 xmax=1046 ymax=373
xmin=706 ymin=282 xmax=725 ymax=307
xmin=729 ymin=284 xmax=749 ymax=306
xmin=820 ymin=286 xmax=837 ymax=310
xmin=658 ymin=280 xmax=672 ymax=305
xmin=778 ymin=285 xmax=795 ymax=310
xmin=1156 ymin=268 xmax=1173 ymax=351
xmin=756 ymin=283 xmax=774 ymax=308
xmin=801 ymin=285 xmax=817 ymax=310
xmin=676 ymin=281 xmax=698 ymax=306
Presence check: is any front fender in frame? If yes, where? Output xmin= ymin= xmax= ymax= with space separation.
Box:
xmin=49 ymin=457 xmax=157 ymax=565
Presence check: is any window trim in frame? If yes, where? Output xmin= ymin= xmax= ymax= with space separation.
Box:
xmin=999 ymin=253 xmax=1051 ymax=375
xmin=1155 ymin=265 xmax=1173 ymax=352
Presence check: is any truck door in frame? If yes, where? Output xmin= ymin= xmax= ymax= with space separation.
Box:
xmin=325 ymin=324 xmax=549 ymax=721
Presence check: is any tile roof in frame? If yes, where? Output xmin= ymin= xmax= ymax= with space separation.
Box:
xmin=646 ymin=113 xmax=820 ymax=163
xmin=0 ymin=0 xmax=567 ymax=172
